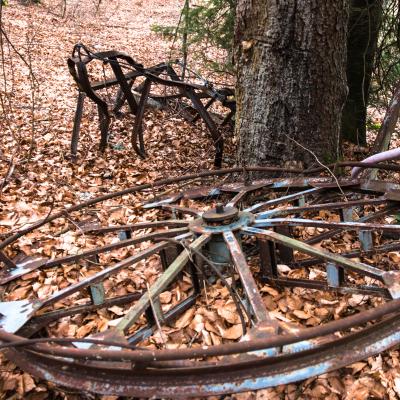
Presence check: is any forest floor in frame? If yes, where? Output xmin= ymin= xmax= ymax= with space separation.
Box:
xmin=1 ymin=0 xmax=400 ymax=399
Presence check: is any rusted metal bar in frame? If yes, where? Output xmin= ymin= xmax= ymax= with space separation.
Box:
xmin=19 ymin=291 xmax=143 ymax=337
xmin=0 ymin=228 xmax=189 ymax=284
xmin=242 ymin=227 xmax=385 ymax=280
xmin=292 ymin=239 xmax=400 ymax=269
xmin=254 ymin=217 xmax=400 ymax=232
xmin=256 ymin=197 xmax=388 ymax=219
xmin=131 ymin=77 xmax=151 ymax=157
xmin=224 ymin=230 xmax=277 ymax=328
xmin=0 ymin=241 xmax=173 ymax=333
xmin=115 ymin=234 xmax=210 ymax=333
xmin=305 ymin=204 xmax=398 ymax=245
xmin=81 ymin=219 xmax=189 ymax=234
xmin=271 ymin=277 xmax=389 ymax=298
xmin=246 ymin=187 xmax=324 ymax=213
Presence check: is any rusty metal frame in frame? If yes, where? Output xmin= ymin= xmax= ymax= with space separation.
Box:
xmin=68 ymin=44 xmax=235 ymax=167
xmin=1 ymin=164 xmax=400 ymax=397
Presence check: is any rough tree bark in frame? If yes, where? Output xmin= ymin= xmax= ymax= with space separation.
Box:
xmin=341 ymin=0 xmax=382 ymax=145
xmin=235 ymin=1 xmax=349 ymax=168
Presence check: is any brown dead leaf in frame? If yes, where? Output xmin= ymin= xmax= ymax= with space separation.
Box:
xmin=189 ymin=314 xmax=204 ymax=333
xmin=388 ymin=251 xmax=400 ymax=262
xmin=16 ymin=373 xmax=36 ymax=395
xmin=293 ymin=310 xmax=311 ymax=319
xmin=175 ymin=308 xmax=195 ymax=329
xmin=108 ymin=305 xmax=125 ymax=316
xmin=260 ymin=285 xmax=279 ymax=297
xmin=159 ymin=291 xmax=172 ymax=304
xmin=7 ymin=285 xmax=31 ymax=300
xmin=1 ymin=374 xmax=17 ymax=392
xmin=222 ymin=324 xmax=243 ymax=340
xmin=350 ymin=361 xmax=367 ymax=374
xmin=217 ymin=303 xmax=240 ymax=324
xmin=76 ymin=320 xmax=97 ymax=338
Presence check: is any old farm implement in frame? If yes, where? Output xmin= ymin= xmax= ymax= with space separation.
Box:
xmin=68 ymin=44 xmax=235 ymax=167
xmin=2 ymin=162 xmax=400 ymax=396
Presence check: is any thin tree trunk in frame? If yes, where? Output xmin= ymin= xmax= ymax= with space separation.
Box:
xmin=372 ymin=81 xmax=400 ymax=153
xmin=341 ymin=0 xmax=382 ymax=145
xmin=235 ymin=0 xmax=349 ymax=168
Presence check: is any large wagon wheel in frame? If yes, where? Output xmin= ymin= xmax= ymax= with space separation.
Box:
xmin=1 ymin=166 xmax=400 ymax=397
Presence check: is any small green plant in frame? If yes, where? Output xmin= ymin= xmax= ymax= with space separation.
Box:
xmin=1 ymin=0 xmax=9 ymax=6
xmin=152 ymin=0 xmax=235 ymax=73
xmin=366 ymin=118 xmax=381 ymax=131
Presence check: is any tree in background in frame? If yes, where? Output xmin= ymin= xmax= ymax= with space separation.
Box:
xmin=342 ymin=0 xmax=382 ymax=146
xmin=155 ymin=0 xmax=400 ymax=163
xmin=235 ymin=1 xmax=349 ymax=168
xmin=152 ymin=0 xmax=235 ymax=73
xmin=372 ymin=0 xmax=400 ymax=103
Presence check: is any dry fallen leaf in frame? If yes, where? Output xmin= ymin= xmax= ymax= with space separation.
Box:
xmin=293 ymin=310 xmax=311 ymax=319
xmin=175 ymin=308 xmax=195 ymax=329
xmin=222 ymin=324 xmax=243 ymax=340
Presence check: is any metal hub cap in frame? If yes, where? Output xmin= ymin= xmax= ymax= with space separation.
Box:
xmin=202 ymin=203 xmax=239 ymax=224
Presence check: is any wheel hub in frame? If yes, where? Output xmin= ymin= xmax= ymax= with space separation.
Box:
xmin=189 ymin=208 xmax=254 ymax=234
xmin=202 ymin=203 xmax=239 ymax=224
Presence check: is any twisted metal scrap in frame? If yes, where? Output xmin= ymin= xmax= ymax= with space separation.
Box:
xmin=68 ymin=43 xmax=235 ymax=167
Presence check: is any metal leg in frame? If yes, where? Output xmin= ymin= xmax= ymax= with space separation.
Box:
xmin=186 ymin=88 xmax=223 ymax=168
xmin=221 ymin=109 xmax=235 ymax=126
xmin=275 ymin=226 xmax=294 ymax=264
xmin=192 ymin=98 xmax=215 ymax=123
xmin=110 ymin=59 xmax=138 ymax=116
xmin=113 ymin=78 xmax=135 ymax=115
xmin=71 ymin=91 xmax=86 ymax=160
xmin=132 ymin=78 xmax=151 ymax=158
xmin=258 ymin=237 xmax=278 ymax=281
xmin=98 ymin=105 xmax=111 ymax=152
xmin=167 ymin=65 xmax=224 ymax=168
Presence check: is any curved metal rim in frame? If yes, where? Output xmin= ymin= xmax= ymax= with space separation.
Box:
xmin=4 ymin=313 xmax=400 ymax=397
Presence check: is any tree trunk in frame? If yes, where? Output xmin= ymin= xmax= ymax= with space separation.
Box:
xmin=235 ymin=1 xmax=349 ymax=168
xmin=341 ymin=0 xmax=382 ymax=145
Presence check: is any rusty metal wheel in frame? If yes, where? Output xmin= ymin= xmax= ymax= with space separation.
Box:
xmin=1 ymin=167 xmax=400 ymax=397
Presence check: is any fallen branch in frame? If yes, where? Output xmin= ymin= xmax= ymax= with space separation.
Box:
xmin=372 ymin=81 xmax=400 ymax=154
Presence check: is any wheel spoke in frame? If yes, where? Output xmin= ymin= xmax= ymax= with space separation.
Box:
xmin=226 ymin=190 xmax=249 ymax=207
xmin=142 ymin=193 xmax=183 ymax=208
xmin=223 ymin=230 xmax=278 ymax=331
xmin=255 ymin=197 xmax=387 ymax=219
xmin=305 ymin=204 xmax=398 ymax=245
xmin=254 ymin=217 xmax=400 ymax=232
xmin=0 ymin=227 xmax=190 ymax=284
xmin=115 ymin=233 xmax=211 ymax=332
xmin=161 ymin=204 xmax=202 ymax=216
xmin=81 ymin=219 xmax=190 ymax=234
xmin=225 ymin=182 xmax=273 ymax=208
xmin=242 ymin=226 xmax=385 ymax=280
xmin=244 ymin=187 xmax=324 ymax=213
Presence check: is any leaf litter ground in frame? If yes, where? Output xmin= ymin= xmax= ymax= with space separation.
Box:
xmin=1 ymin=1 xmax=400 ymax=399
